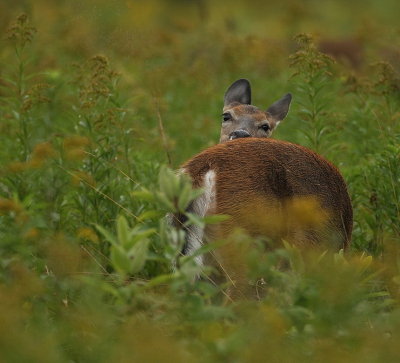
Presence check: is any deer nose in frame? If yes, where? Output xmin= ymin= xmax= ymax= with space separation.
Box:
xmin=229 ymin=130 xmax=251 ymax=140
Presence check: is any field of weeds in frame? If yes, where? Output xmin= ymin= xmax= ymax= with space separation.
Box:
xmin=0 ymin=0 xmax=399 ymax=361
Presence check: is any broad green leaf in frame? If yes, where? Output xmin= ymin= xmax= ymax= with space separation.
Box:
xmin=129 ymin=238 xmax=150 ymax=274
xmin=177 ymin=183 xmax=193 ymax=212
xmin=155 ymin=192 xmax=175 ymax=211
xmin=111 ymin=246 xmax=131 ymax=276
xmin=126 ymin=228 xmax=157 ymax=250
xmin=131 ymin=189 xmax=155 ymax=202
xmin=158 ymin=165 xmax=176 ymax=200
xmin=116 ymin=215 xmax=129 ymax=248
xmin=137 ymin=210 xmax=164 ymax=221
xmin=94 ymin=223 xmax=117 ymax=246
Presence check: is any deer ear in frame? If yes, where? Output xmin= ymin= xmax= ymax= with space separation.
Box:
xmin=224 ymin=79 xmax=251 ymax=106
xmin=266 ymin=93 xmax=292 ymax=121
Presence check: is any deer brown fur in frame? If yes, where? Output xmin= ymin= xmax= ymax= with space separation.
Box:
xmin=179 ymin=138 xmax=352 ymax=299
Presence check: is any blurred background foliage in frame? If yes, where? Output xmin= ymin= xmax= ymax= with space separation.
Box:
xmin=0 ymin=0 xmax=399 ymax=361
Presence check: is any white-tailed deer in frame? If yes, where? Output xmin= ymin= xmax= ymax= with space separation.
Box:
xmin=177 ymin=138 xmax=352 ymax=299
xmin=172 ymin=80 xmax=352 ymax=299
xmin=220 ymin=79 xmax=292 ymax=143
xmin=170 ymin=79 xmax=353 ymax=297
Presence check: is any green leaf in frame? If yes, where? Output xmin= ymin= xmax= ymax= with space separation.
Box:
xmin=129 ymin=238 xmax=150 ymax=274
xmin=283 ymin=241 xmax=304 ymax=273
xmin=131 ymin=189 xmax=155 ymax=202
xmin=126 ymin=228 xmax=157 ymax=250
xmin=203 ymin=214 xmax=230 ymax=224
xmin=158 ymin=165 xmax=177 ymax=200
xmin=177 ymin=183 xmax=193 ymax=212
xmin=111 ymin=246 xmax=131 ymax=276
xmin=94 ymin=223 xmax=117 ymax=246
xmin=155 ymin=192 xmax=175 ymax=211
xmin=180 ymin=240 xmax=227 ymax=265
xmin=116 ymin=215 xmax=129 ymax=248
xmin=146 ymin=273 xmax=176 ymax=288
xmin=137 ymin=210 xmax=164 ymax=221
xmin=185 ymin=212 xmax=205 ymax=228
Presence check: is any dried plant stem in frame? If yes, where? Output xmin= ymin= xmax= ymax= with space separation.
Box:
xmin=154 ymin=96 xmax=172 ymax=167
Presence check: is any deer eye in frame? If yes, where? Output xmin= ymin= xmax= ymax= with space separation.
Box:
xmin=222 ymin=113 xmax=232 ymax=122
xmin=260 ymin=124 xmax=270 ymax=132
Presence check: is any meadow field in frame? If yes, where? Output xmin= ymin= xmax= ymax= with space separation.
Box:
xmin=0 ymin=0 xmax=400 ymax=361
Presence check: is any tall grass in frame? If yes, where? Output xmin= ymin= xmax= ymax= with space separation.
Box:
xmin=0 ymin=1 xmax=400 ymax=361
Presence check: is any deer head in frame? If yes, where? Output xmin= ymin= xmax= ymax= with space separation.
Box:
xmin=220 ymin=79 xmax=292 ymax=143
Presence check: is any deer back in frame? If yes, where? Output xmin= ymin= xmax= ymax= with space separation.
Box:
xmin=181 ymin=138 xmax=352 ymax=250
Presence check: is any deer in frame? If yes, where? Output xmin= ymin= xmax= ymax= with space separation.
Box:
xmin=172 ymin=79 xmax=353 ymax=300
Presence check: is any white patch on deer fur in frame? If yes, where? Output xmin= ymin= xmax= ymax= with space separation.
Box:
xmin=185 ymin=169 xmax=216 ymax=267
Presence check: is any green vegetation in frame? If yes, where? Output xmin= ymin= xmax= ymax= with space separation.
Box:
xmin=0 ymin=1 xmax=399 ymax=361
